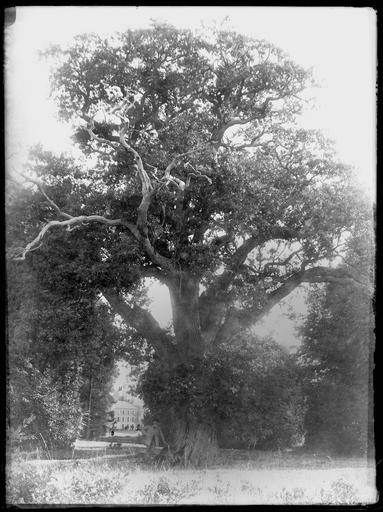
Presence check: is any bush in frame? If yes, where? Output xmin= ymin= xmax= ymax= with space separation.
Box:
xmin=8 ymin=357 xmax=84 ymax=451
xmin=140 ymin=336 xmax=305 ymax=450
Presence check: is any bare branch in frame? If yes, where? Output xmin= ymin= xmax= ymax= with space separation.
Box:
xmin=13 ymin=215 xmax=127 ymax=261
xmin=86 ymin=116 xmax=120 ymax=151
xmin=202 ymin=226 xmax=298 ymax=302
xmin=266 ymin=266 xmax=354 ymax=307
xmin=222 ymin=125 xmax=272 ymax=151
xmin=184 ymin=162 xmax=212 ymax=187
xmin=199 ymin=226 xmax=300 ymax=337
xmin=163 ymin=142 xmax=212 ymax=187
xmin=263 ymin=248 xmax=303 ymax=272
xmin=14 ymin=171 xmax=73 ymax=220
xmin=212 ymin=96 xmax=277 ymax=144
xmin=98 ymin=99 xmax=158 ymax=243
xmin=216 ymin=266 xmax=360 ymax=343
xmin=83 ymin=101 xmax=175 ymax=272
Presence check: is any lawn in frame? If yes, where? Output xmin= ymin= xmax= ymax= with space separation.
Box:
xmin=6 ymin=449 xmax=377 ymax=505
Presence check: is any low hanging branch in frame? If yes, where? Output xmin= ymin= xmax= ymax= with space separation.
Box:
xmin=11 ymin=95 xmax=176 ymax=272
xmin=10 ymin=170 xmax=135 ymax=261
xmin=215 ymin=265 xmax=360 ymax=344
xmin=13 ymin=215 xmax=127 ymax=261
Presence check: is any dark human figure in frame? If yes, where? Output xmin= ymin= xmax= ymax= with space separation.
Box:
xmin=144 ymin=418 xmax=167 ymax=455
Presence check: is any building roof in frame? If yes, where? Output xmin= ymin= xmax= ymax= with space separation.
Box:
xmin=111 ymin=398 xmax=143 ymax=410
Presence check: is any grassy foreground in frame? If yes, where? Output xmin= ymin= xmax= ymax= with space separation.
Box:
xmin=6 ymin=449 xmax=377 ymax=505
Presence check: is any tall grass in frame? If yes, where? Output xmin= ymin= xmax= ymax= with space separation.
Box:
xmin=6 ymin=452 xmax=377 ymax=505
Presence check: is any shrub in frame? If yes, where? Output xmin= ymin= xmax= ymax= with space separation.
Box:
xmin=140 ymin=336 xmax=305 ymax=450
xmin=8 ymin=358 xmax=84 ymax=451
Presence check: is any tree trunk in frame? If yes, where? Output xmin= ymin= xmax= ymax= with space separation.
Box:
xmin=172 ymin=417 xmax=218 ymax=466
xmin=87 ymin=375 xmax=93 ymax=440
xmin=158 ymin=274 xmax=220 ymax=466
xmin=167 ymin=273 xmax=204 ymax=359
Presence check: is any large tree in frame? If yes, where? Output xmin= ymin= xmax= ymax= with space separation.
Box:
xmin=8 ymin=23 xmax=372 ymax=463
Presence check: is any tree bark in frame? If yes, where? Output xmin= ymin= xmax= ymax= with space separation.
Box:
xmin=146 ymin=273 xmax=222 ymax=466
xmin=167 ymin=273 xmax=205 ymax=359
xmin=87 ymin=375 xmax=93 ymax=440
xmin=172 ymin=416 xmax=218 ymax=466
xmin=103 ymin=290 xmax=179 ymax=364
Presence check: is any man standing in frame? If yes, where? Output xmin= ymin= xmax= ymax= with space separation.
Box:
xmin=144 ymin=418 xmax=166 ymax=455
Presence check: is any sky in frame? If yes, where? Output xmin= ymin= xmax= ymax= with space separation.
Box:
xmin=5 ymin=6 xmax=377 ymax=351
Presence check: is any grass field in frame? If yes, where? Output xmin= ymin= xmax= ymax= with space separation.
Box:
xmin=6 ymin=448 xmax=377 ymax=505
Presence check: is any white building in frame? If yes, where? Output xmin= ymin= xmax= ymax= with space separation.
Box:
xmin=110 ymin=397 xmax=144 ymax=430
xmin=109 ymin=363 xmax=145 ymax=430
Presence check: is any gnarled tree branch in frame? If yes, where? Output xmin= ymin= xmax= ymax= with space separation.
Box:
xmin=263 ymin=248 xmax=303 ymax=272
xmin=84 ymin=101 xmax=175 ymax=272
xmin=201 ymin=226 xmax=298 ymax=312
xmin=199 ymin=226 xmax=299 ymax=343
xmin=13 ymin=215 xmax=129 ymax=261
xmin=215 ymin=265 xmax=360 ymax=344
xmin=13 ymin=171 xmax=73 ymax=220
xmin=212 ymin=96 xmax=276 ymax=145
xmin=103 ymin=290 xmax=178 ymax=361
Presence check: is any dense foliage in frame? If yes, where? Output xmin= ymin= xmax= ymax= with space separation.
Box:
xmin=298 ymin=229 xmax=374 ymax=456
xmin=7 ymin=178 xmax=129 ymax=448
xmin=7 ymin=357 xmax=83 ymax=451
xmin=140 ymin=334 xmax=305 ymax=450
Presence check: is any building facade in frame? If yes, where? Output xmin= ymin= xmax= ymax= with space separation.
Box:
xmin=110 ymin=398 xmax=144 ymax=430
xmin=108 ymin=365 xmax=145 ymax=431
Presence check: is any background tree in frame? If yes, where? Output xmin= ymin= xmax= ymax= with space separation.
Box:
xmin=6 ymin=176 xmax=130 ymax=449
xmin=8 ymin=23 xmax=372 ymax=464
xmin=297 ymin=226 xmax=374 ymax=456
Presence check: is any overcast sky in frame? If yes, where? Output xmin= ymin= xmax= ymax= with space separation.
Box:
xmin=5 ymin=6 xmax=376 ymax=350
